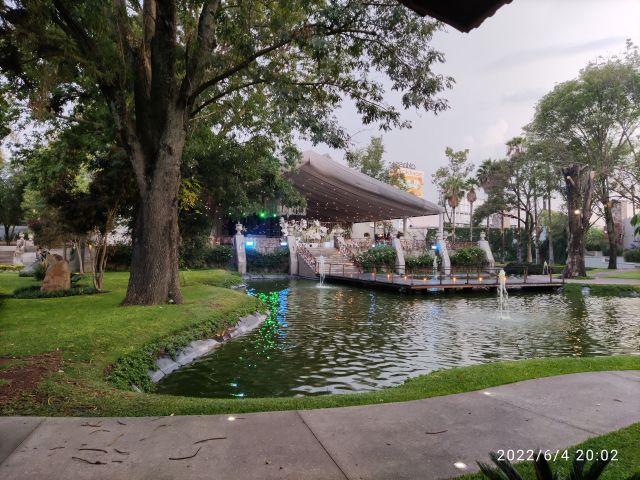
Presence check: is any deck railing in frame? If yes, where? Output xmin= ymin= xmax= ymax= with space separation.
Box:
xmin=316 ymin=263 xmax=564 ymax=286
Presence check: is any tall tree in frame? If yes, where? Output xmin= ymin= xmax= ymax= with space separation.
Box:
xmin=0 ymin=167 xmax=24 ymax=244
xmin=346 ymin=136 xmax=407 ymax=189
xmin=0 ymin=1 xmax=453 ymax=305
xmin=531 ymin=47 xmax=640 ymax=273
xmin=432 ymin=147 xmax=473 ymax=243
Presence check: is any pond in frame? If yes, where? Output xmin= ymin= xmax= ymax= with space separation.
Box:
xmin=155 ymin=280 xmax=640 ymax=398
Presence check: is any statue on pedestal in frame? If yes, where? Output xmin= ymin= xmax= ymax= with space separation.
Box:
xmin=13 ymin=232 xmax=26 ymax=265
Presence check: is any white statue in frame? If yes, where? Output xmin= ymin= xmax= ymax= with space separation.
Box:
xmin=480 ymin=231 xmax=486 ymax=241
xmin=13 ymin=232 xmax=26 ymax=265
xmin=279 ymin=217 xmax=289 ymax=236
xmin=235 ymin=222 xmax=244 ymax=235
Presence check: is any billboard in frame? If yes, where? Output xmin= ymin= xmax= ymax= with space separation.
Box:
xmin=397 ymin=165 xmax=425 ymax=199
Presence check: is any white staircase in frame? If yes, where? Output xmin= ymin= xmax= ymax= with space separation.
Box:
xmin=306 ymin=247 xmax=360 ymax=276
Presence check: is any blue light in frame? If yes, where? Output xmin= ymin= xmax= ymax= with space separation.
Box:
xmin=280 ymin=241 xmax=288 ymax=246
xmin=246 ymin=240 xmax=254 ymax=248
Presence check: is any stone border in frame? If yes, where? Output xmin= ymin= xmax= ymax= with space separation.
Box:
xmin=242 ymin=273 xmax=292 ymax=280
xmin=148 ymin=311 xmax=267 ymax=383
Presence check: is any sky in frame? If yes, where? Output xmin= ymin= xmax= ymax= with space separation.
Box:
xmin=298 ymin=0 xmax=640 ymax=203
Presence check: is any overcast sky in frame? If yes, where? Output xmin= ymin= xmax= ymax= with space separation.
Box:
xmin=298 ymin=0 xmax=640 ymax=202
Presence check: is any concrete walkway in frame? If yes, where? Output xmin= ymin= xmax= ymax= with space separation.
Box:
xmin=1 ymin=371 xmax=639 ymax=480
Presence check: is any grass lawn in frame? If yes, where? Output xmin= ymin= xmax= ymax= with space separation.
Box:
xmin=563 ymin=283 xmax=640 ymax=296
xmin=608 ymin=270 xmax=640 ymax=280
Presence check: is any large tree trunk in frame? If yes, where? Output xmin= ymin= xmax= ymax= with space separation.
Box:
xmin=123 ymin=109 xmax=186 ymax=306
xmin=603 ymin=199 xmax=618 ymax=269
xmin=564 ymin=165 xmax=594 ymax=278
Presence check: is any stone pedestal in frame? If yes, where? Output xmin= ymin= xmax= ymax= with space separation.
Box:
xmin=233 ymin=226 xmax=247 ymax=274
xmin=477 ymin=231 xmax=495 ymax=268
xmin=287 ymin=235 xmax=298 ymax=275
xmin=392 ymin=236 xmax=405 ymax=275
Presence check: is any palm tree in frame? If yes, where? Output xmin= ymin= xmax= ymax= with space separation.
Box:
xmin=444 ymin=178 xmax=466 ymax=244
xmin=467 ymin=184 xmax=477 ymax=242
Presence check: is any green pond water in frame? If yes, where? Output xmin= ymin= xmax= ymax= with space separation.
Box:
xmin=155 ymin=280 xmax=640 ymax=398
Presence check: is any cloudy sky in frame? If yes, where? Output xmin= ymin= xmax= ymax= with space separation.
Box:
xmin=299 ymin=0 xmax=640 ymax=202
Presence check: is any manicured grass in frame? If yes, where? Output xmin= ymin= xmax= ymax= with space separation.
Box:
xmin=457 ymin=422 xmax=640 ymax=480
xmin=608 ymin=270 xmax=640 ymax=280
xmin=1 ymin=271 xmax=639 ymax=419
xmin=563 ymin=283 xmax=640 ymax=296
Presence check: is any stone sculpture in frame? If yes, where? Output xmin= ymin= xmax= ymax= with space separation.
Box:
xmin=41 ymin=254 xmax=71 ymax=292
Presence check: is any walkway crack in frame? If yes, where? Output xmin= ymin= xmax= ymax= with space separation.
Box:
xmin=0 ymin=417 xmax=47 ymax=467
xmin=295 ymin=411 xmax=350 ymax=480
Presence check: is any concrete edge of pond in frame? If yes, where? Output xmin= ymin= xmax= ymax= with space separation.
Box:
xmin=147 ymin=311 xmax=268 ymax=383
xmin=242 ymin=273 xmax=293 ymax=280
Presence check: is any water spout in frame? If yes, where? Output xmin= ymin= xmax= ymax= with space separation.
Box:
xmin=318 ymin=255 xmax=326 ymax=286
xmin=497 ymin=268 xmax=509 ymax=318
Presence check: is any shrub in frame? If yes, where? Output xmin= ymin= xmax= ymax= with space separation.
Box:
xmin=354 ymin=244 xmax=396 ymax=271
xmin=405 ymin=253 xmax=438 ymax=270
xmin=0 ymin=265 xmax=23 ymax=271
xmin=450 ymin=246 xmax=487 ymax=267
xmin=623 ymin=249 xmax=640 ymax=262
xmin=13 ymin=285 xmax=99 ymax=299
xmin=504 ymin=262 xmax=545 ymax=275
xmin=33 ymin=261 xmax=47 ymax=281
xmin=246 ymin=248 xmax=289 ymax=273
xmin=180 ymin=240 xmax=233 ymax=269
xmin=106 ymin=242 xmax=132 ymax=271
xmin=18 ymin=271 xmax=33 ymax=277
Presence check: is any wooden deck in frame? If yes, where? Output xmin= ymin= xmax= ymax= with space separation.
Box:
xmin=322 ymin=272 xmax=564 ymax=293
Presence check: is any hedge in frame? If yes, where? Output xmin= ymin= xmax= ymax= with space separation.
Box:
xmin=246 ymin=248 xmax=289 ymax=273
xmin=504 ymin=262 xmax=546 ymax=275
xmin=0 ymin=265 xmax=23 ymax=271
xmin=623 ymin=249 xmax=640 ymax=263
xmin=449 ymin=247 xmax=487 ymax=267
xmin=354 ymin=245 xmax=396 ymax=271
xmin=13 ymin=285 xmax=100 ymax=299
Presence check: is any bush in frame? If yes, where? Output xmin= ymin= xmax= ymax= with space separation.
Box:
xmin=18 ymin=271 xmax=33 ymax=277
xmin=13 ymin=285 xmax=100 ymax=299
xmin=504 ymin=262 xmax=545 ymax=275
xmin=180 ymin=239 xmax=233 ymax=270
xmin=33 ymin=261 xmax=47 ymax=281
xmin=106 ymin=242 xmax=132 ymax=271
xmin=246 ymin=248 xmax=289 ymax=273
xmin=0 ymin=265 xmax=23 ymax=271
xmin=450 ymin=246 xmax=487 ymax=267
xmin=354 ymin=244 xmax=396 ymax=271
xmin=405 ymin=253 xmax=438 ymax=270
xmin=623 ymin=249 xmax=640 ymax=262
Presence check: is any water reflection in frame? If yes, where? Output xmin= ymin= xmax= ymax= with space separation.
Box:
xmin=156 ymin=280 xmax=640 ymax=398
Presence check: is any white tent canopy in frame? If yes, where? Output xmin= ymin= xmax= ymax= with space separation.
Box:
xmin=289 ymin=151 xmax=443 ymax=223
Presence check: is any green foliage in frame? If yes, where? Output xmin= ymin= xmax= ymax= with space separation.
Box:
xmin=0 ymin=167 xmax=25 ymax=244
xmin=346 ymin=137 xmax=407 ymax=189
xmin=586 ymin=227 xmax=605 ymax=251
xmin=179 ymin=236 xmax=233 ymax=270
xmin=405 ymin=253 xmax=437 ymax=270
xmin=246 ymin=248 xmax=289 ymax=273
xmin=432 ymin=147 xmax=474 ymax=218
xmin=450 ymin=247 xmax=487 ymax=267
xmin=106 ymin=243 xmax=132 ymax=271
xmin=32 ymin=261 xmax=46 ymax=281
xmin=478 ymin=450 xmax=611 ymax=480
xmin=13 ymin=285 xmax=99 ymax=299
xmin=0 ymin=264 xmax=23 ymax=271
xmin=623 ymin=249 xmax=640 ymax=262
xmin=354 ymin=245 xmax=396 ymax=271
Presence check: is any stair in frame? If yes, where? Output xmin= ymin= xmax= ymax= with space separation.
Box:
xmin=306 ymin=247 xmax=360 ymax=276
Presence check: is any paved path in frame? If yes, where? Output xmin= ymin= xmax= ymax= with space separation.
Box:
xmin=1 ymin=371 xmax=639 ymax=480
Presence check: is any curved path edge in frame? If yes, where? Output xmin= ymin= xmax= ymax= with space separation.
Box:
xmin=1 ymin=370 xmax=639 ymax=479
